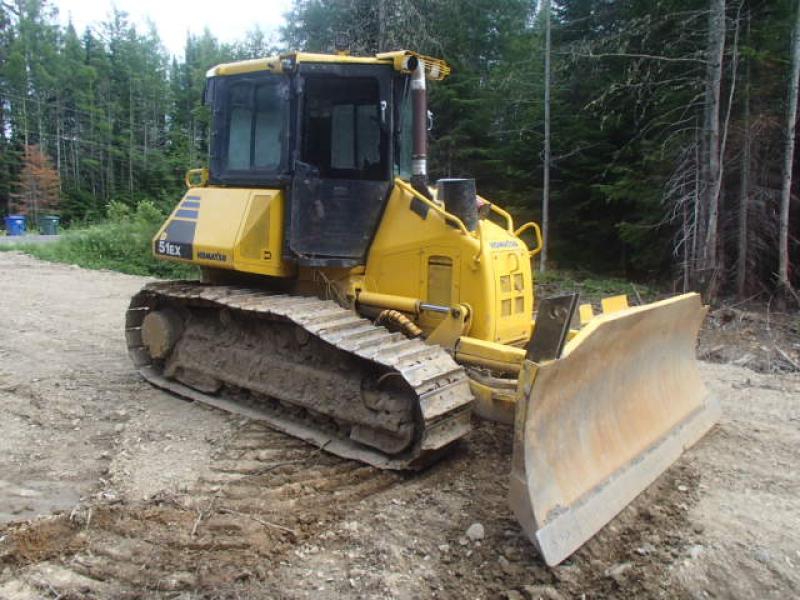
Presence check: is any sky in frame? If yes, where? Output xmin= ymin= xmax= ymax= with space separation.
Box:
xmin=52 ymin=0 xmax=294 ymax=58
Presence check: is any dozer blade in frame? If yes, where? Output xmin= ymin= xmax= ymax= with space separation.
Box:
xmin=509 ymin=293 xmax=719 ymax=566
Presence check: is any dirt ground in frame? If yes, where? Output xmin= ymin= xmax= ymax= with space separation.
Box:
xmin=0 ymin=251 xmax=798 ymax=599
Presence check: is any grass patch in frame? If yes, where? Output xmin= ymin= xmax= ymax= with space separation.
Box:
xmin=4 ymin=201 xmax=197 ymax=279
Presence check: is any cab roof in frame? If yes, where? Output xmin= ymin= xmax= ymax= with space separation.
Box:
xmin=206 ymin=50 xmax=451 ymax=81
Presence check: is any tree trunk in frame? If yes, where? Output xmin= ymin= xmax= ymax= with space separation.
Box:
xmin=22 ymin=38 xmax=30 ymax=148
xmin=736 ymin=11 xmax=752 ymax=299
xmin=540 ymin=0 xmax=552 ymax=273
xmin=129 ymin=79 xmax=135 ymax=200
xmin=37 ymin=97 xmax=44 ymax=153
xmin=778 ymin=0 xmax=800 ymax=297
xmin=107 ymin=97 xmax=114 ymax=201
xmin=55 ymin=94 xmax=62 ymax=193
xmin=377 ymin=0 xmax=386 ymax=51
xmin=683 ymin=189 xmax=690 ymax=292
xmin=706 ymin=1 xmax=741 ymax=293
xmin=702 ymin=0 xmax=726 ymax=287
xmin=190 ymin=117 xmax=196 ymax=167
xmin=143 ymin=97 xmax=149 ymax=169
xmin=691 ymin=126 xmax=701 ymax=286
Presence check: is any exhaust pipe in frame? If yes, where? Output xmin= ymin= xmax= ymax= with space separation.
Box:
xmin=409 ymin=57 xmax=431 ymax=198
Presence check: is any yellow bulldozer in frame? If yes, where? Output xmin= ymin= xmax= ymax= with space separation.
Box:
xmin=125 ymin=50 xmax=719 ymax=566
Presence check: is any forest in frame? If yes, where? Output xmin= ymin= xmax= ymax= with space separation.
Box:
xmin=0 ymin=0 xmax=798 ymax=301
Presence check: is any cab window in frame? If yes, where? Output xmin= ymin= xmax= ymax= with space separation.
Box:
xmin=226 ymin=80 xmax=285 ymax=171
xmin=301 ymin=77 xmax=388 ymax=180
xmin=210 ymin=72 xmax=289 ymax=184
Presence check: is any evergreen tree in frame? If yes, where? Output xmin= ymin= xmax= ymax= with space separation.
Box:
xmin=0 ymin=0 xmax=794 ymax=294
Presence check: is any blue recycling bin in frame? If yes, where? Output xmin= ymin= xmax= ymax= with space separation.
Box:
xmin=4 ymin=215 xmax=26 ymax=236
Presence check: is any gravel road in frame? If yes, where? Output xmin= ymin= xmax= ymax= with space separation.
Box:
xmin=0 ymin=251 xmax=797 ymax=599
xmin=0 ymin=235 xmax=61 ymax=246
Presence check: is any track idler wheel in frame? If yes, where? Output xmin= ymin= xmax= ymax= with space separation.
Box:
xmin=141 ymin=308 xmax=184 ymax=360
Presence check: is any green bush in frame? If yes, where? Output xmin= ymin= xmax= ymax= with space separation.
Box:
xmin=13 ymin=200 xmax=197 ymax=279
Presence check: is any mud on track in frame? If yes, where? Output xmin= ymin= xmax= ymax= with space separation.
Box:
xmin=0 ymin=251 xmax=798 ymax=599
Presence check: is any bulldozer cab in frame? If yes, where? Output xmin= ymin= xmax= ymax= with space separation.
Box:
xmin=207 ymin=60 xmax=411 ymax=268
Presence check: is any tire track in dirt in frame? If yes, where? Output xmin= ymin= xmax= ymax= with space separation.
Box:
xmin=1 ymin=421 xmax=402 ymax=598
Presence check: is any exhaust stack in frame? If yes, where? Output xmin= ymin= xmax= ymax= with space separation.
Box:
xmin=410 ymin=57 xmax=430 ymax=196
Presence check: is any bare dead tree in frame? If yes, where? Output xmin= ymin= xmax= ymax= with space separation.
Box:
xmin=736 ymin=9 xmax=752 ymax=298
xmin=540 ymin=0 xmax=551 ymax=273
xmin=662 ymin=132 xmax=700 ymax=291
xmin=778 ymin=0 xmax=800 ymax=302
xmin=701 ymin=0 xmax=726 ymax=295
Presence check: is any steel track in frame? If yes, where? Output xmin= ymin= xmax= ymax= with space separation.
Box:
xmin=125 ymin=281 xmax=474 ymax=469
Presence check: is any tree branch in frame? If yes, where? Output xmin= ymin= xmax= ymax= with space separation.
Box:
xmin=567 ymin=51 xmax=706 ymax=64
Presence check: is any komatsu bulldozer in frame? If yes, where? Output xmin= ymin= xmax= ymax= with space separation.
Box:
xmin=125 ymin=50 xmax=719 ymax=566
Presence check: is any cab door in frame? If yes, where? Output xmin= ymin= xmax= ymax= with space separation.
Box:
xmin=289 ymin=67 xmax=394 ymax=267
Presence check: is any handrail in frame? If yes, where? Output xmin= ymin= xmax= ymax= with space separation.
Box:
xmin=185 ymin=168 xmax=209 ymax=188
xmin=473 ymin=220 xmax=485 ymax=265
xmin=515 ymin=221 xmax=544 ymax=257
xmin=480 ymin=197 xmax=515 ymax=234
xmin=395 ymin=178 xmax=474 ymax=238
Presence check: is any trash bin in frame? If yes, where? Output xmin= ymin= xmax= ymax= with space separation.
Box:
xmin=39 ymin=215 xmax=60 ymax=235
xmin=4 ymin=215 xmax=26 ymax=236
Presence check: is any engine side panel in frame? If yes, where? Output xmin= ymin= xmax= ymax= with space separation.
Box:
xmin=363 ymin=184 xmax=533 ymax=346
xmin=153 ymin=187 xmax=296 ymax=278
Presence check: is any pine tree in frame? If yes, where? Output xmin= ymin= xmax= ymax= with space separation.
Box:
xmin=0 ymin=0 xmax=794 ymax=293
